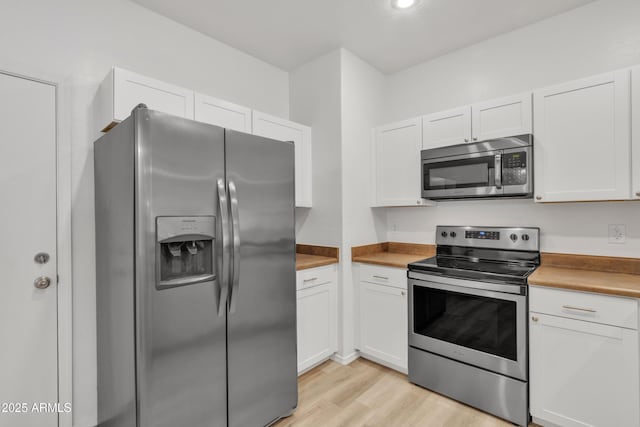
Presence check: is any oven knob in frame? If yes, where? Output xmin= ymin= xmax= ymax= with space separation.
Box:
xmin=441 ymin=231 xmax=448 ymax=238
xmin=450 ymin=231 xmax=457 ymax=238
xmin=521 ymin=234 xmax=530 ymax=241
xmin=510 ymin=233 xmax=518 ymax=242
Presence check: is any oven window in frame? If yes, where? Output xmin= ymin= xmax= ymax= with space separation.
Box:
xmin=413 ymin=286 xmax=517 ymax=360
xmin=423 ymin=156 xmax=495 ymax=190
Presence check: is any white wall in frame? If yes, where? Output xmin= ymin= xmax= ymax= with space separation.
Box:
xmin=386 ymin=0 xmax=640 ymax=122
xmin=384 ymin=0 xmax=640 ymax=257
xmin=0 ymin=2 xmax=289 ymax=426
xmin=290 ymin=51 xmax=343 ymax=246
xmin=339 ymin=49 xmax=387 ymax=357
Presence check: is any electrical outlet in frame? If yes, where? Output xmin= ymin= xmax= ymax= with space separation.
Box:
xmin=391 ymin=223 xmax=398 ymax=232
xmin=608 ymin=224 xmax=626 ymax=244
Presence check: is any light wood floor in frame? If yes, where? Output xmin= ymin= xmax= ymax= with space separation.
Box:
xmin=274 ymin=358 xmax=536 ymax=427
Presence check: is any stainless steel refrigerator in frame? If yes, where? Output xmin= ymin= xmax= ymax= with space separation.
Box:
xmin=94 ymin=106 xmax=297 ymax=427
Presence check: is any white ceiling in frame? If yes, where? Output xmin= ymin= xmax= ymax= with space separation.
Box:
xmin=132 ymin=0 xmax=596 ymax=74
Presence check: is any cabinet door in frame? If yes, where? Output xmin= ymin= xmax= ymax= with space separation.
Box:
xmin=373 ymin=117 xmax=427 ymax=207
xmin=194 ymin=93 xmax=251 ymax=133
xmin=252 ymin=111 xmax=312 ymax=207
xmin=530 ymin=312 xmax=639 ymax=427
xmin=422 ymin=106 xmax=471 ymax=149
xmin=296 ymin=283 xmax=336 ymax=374
xmin=533 ymin=71 xmax=631 ymax=202
xmin=471 ymin=93 xmax=532 ymax=142
xmin=632 ymin=67 xmax=640 ymax=200
xmin=96 ymin=67 xmax=194 ymax=132
xmin=359 ymin=282 xmax=408 ymax=372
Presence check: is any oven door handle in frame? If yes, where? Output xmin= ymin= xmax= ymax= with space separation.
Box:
xmin=495 ymin=153 xmax=502 ymax=189
xmin=409 ymin=272 xmax=526 ymax=298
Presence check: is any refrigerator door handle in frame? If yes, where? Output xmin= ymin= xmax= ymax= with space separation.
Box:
xmin=217 ymin=178 xmax=231 ymax=316
xmin=228 ymin=180 xmax=241 ymax=314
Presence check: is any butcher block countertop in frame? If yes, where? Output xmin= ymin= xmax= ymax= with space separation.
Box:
xmin=351 ymin=242 xmax=435 ymax=269
xmin=529 ymin=253 xmax=640 ymax=298
xmin=296 ymin=244 xmax=339 ymax=271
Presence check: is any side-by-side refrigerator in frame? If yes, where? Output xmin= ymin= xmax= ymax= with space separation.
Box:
xmin=94 ymin=106 xmax=297 ymax=427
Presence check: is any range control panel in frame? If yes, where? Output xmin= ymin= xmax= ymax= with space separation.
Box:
xmin=465 ymin=230 xmax=500 ymax=240
xmin=436 ymin=225 xmax=539 ymax=251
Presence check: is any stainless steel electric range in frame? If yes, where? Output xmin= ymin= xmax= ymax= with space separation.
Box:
xmin=407 ymin=225 xmax=540 ymax=427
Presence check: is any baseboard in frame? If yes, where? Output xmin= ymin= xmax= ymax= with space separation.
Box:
xmin=359 ymin=353 xmax=407 ymax=374
xmin=331 ymin=351 xmax=360 ymax=366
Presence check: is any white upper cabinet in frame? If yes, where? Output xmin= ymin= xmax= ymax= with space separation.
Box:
xmin=533 ymin=70 xmax=631 ymax=202
xmin=422 ymin=106 xmax=471 ymax=149
xmin=194 ymin=93 xmax=252 ymax=133
xmin=632 ymin=66 xmax=640 ymax=200
xmin=471 ymin=93 xmax=532 ymax=141
xmin=422 ymin=93 xmax=532 ymax=150
xmin=95 ymin=67 xmax=194 ymax=132
xmin=372 ymin=117 xmax=430 ymax=207
xmin=252 ymin=111 xmax=312 ymax=207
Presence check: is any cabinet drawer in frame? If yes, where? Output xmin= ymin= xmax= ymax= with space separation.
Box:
xmin=359 ymin=264 xmax=407 ymax=290
xmin=530 ymin=286 xmax=638 ymax=329
xmin=297 ymin=265 xmax=335 ymax=290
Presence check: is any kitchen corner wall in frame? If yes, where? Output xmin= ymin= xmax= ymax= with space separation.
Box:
xmin=290 ymin=49 xmax=387 ymax=359
xmin=290 ymin=50 xmax=343 ymax=246
xmin=339 ymin=50 xmax=388 ymax=356
xmin=383 ymin=0 xmax=640 ymax=257
xmin=0 ymin=1 xmax=289 ymax=425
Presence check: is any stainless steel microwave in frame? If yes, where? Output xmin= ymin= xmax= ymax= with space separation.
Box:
xmin=421 ymin=135 xmax=533 ymax=200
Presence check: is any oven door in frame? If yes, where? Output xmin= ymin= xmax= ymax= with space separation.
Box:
xmin=422 ymin=151 xmax=502 ymax=199
xmin=408 ymin=273 xmax=527 ymax=380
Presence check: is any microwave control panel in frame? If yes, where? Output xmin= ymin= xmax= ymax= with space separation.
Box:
xmin=502 ymin=152 xmax=527 ymax=185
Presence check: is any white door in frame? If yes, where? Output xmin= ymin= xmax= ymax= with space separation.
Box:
xmin=194 ymin=93 xmax=252 ymax=133
xmin=471 ymin=93 xmax=532 ymax=142
xmin=373 ymin=117 xmax=425 ymax=206
xmin=422 ymin=106 xmax=471 ymax=149
xmin=530 ymin=313 xmax=639 ymax=427
xmin=533 ymin=70 xmax=631 ymax=202
xmin=251 ymin=111 xmax=312 ymax=207
xmin=359 ymin=282 xmax=408 ymax=372
xmin=296 ymin=283 xmax=335 ymax=373
xmin=0 ymin=73 xmax=58 ymax=426
xmin=632 ymin=66 xmax=640 ymax=200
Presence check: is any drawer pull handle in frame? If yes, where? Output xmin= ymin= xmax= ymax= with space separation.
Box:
xmin=303 ymin=277 xmax=318 ymax=283
xmin=373 ymin=275 xmax=389 ymax=280
xmin=562 ymin=305 xmax=596 ymax=313
xmin=401 ymin=291 xmax=406 ymax=296
xmin=531 ymin=316 xmax=539 ymax=322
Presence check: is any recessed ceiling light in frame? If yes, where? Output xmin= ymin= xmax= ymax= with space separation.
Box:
xmin=391 ymin=0 xmax=417 ymax=10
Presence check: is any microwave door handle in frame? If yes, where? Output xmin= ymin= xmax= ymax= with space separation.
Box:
xmin=495 ymin=154 xmax=502 ymax=189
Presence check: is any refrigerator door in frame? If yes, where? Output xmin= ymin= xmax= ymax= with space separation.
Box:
xmin=135 ymin=109 xmax=228 ymax=427
xmin=225 ymin=130 xmax=298 ymax=427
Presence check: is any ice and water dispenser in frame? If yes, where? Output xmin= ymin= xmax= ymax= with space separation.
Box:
xmin=156 ymin=216 xmax=215 ymax=289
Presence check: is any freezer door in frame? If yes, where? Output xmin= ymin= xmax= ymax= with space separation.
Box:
xmin=134 ymin=108 xmax=227 ymax=427
xmin=225 ymin=130 xmax=298 ymax=427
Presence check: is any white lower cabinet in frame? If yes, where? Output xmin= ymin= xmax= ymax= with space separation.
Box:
xmin=296 ymin=265 xmax=337 ymax=374
xmin=356 ymin=264 xmax=408 ymax=373
xmin=530 ymin=286 xmax=640 ymax=427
